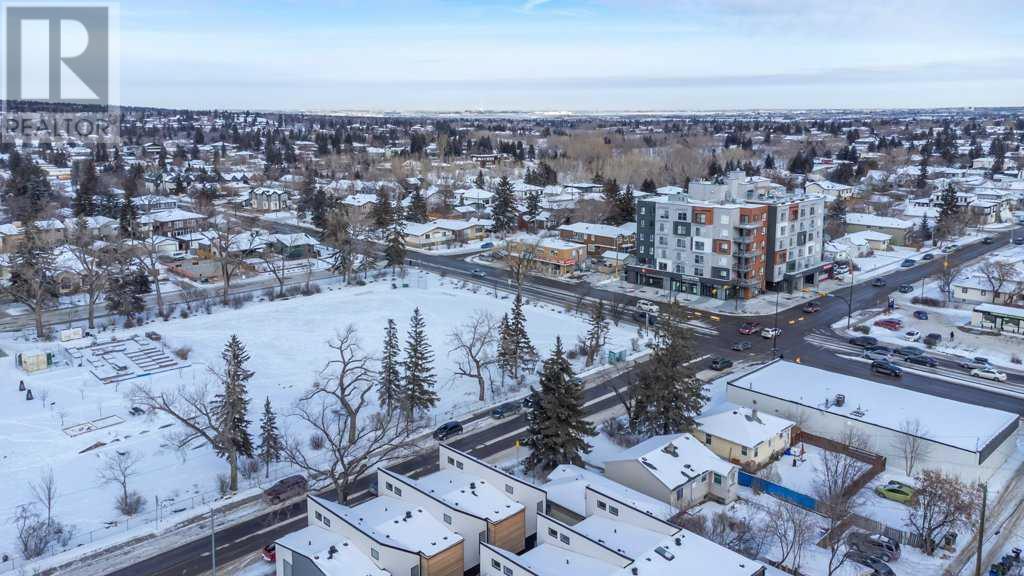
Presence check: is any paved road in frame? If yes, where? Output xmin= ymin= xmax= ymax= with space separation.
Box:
xmin=69 ymin=224 xmax=1024 ymax=575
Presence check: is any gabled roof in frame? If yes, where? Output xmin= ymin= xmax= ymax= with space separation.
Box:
xmin=312 ymin=495 xmax=462 ymax=557
xmin=276 ymin=525 xmax=388 ymax=576
xmin=605 ymin=433 xmax=735 ymax=490
xmin=695 ymin=404 xmax=794 ymax=449
xmin=544 ymin=465 xmax=675 ymax=520
xmin=403 ymin=467 xmax=524 ymax=522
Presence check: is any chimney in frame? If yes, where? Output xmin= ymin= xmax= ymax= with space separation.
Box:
xmin=327 ymin=545 xmax=338 ymax=560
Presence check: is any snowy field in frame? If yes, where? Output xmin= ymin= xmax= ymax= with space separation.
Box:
xmin=0 ymin=270 xmax=632 ymax=565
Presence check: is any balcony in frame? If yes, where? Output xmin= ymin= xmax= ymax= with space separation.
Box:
xmin=733 ymin=248 xmax=762 ymax=257
xmin=737 ymin=276 xmax=762 ymax=288
xmin=735 ymin=220 xmax=762 ymax=230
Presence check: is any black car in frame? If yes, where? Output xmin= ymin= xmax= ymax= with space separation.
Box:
xmin=983 ymin=236 xmax=995 ymax=245
xmin=906 ymin=355 xmax=938 ymax=367
xmin=922 ymin=253 xmax=935 ymax=260
xmin=866 ymin=345 xmax=894 ymax=355
xmin=900 ymin=259 xmax=916 ymax=267
xmin=872 ymin=360 xmax=903 ymax=377
xmin=845 ymin=550 xmax=895 ymax=576
xmin=433 ymin=421 xmax=464 ymax=441
xmin=491 ymin=402 xmax=521 ymax=419
xmin=897 ymin=284 xmax=914 ymax=294
xmin=923 ymin=332 xmax=943 ymax=347
xmin=1015 ymin=237 xmax=1024 ymax=245
xmin=710 ymin=357 xmax=734 ymax=371
xmin=871 ymin=278 xmax=887 ymax=287
xmin=849 ymin=336 xmax=879 ymax=347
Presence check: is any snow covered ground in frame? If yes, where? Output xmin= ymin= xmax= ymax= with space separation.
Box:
xmin=0 ymin=270 xmax=631 ymax=566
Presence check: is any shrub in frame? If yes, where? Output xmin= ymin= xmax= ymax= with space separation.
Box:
xmin=285 ymin=285 xmax=303 ymax=297
xmin=117 ymin=491 xmax=145 ymax=516
xmin=174 ymin=345 xmax=192 ymax=360
xmin=852 ymin=324 xmax=870 ymax=334
xmin=179 ymin=308 xmax=190 ymax=319
xmin=601 ymin=416 xmax=641 ymax=448
xmin=240 ymin=458 xmax=260 ymax=480
xmin=301 ymin=283 xmax=322 ymax=296
xmin=217 ymin=474 xmax=231 ymax=496
xmin=263 ymin=288 xmax=277 ymax=301
xmin=309 ymin=433 xmax=325 ymax=451
xmin=911 ymin=296 xmax=943 ymax=307
xmin=1013 ymin=355 xmax=1022 ymax=365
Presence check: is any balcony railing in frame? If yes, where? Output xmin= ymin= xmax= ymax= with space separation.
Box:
xmin=735 ymin=220 xmax=762 ymax=230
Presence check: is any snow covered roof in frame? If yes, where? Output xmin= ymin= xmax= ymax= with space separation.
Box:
xmin=276 ymin=526 xmax=387 ymax=576
xmin=696 ymin=404 xmax=794 ymax=449
xmin=605 ymin=434 xmax=736 ymax=490
xmin=340 ymin=193 xmax=377 ymax=207
xmin=845 ymin=212 xmax=915 ymax=230
xmin=312 ymin=495 xmax=462 ymax=556
xmin=574 ymin=515 xmax=664 ymax=558
xmin=842 ymin=230 xmax=892 ymax=244
xmin=408 ymin=467 xmax=524 ymax=522
xmin=460 ymin=187 xmax=494 ymax=200
xmin=611 ymin=531 xmax=763 ymax=576
xmin=807 ymin=180 xmax=853 ymax=191
xmin=516 ymin=543 xmax=620 ymax=576
xmin=728 ymin=361 xmax=1018 ymax=453
xmin=138 ymin=208 xmax=204 ymax=224
xmin=557 ymin=222 xmax=634 ymax=238
xmin=974 ymin=303 xmax=1024 ymax=319
xmin=600 ymin=251 xmax=631 ymax=262
xmin=543 ymin=465 xmax=676 ymax=520
xmin=269 ymin=232 xmax=318 ymax=247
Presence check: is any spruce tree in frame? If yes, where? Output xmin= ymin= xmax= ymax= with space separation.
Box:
xmin=617 ymin=184 xmax=636 ymax=223
xmin=631 ymin=303 xmax=707 ymax=435
xmin=497 ymin=313 xmax=516 ymax=382
xmin=525 ymin=190 xmax=542 ymax=222
xmin=402 ymin=308 xmax=438 ymax=418
xmin=474 ymin=170 xmax=485 ymax=188
xmin=119 ymin=187 xmax=136 ymax=237
xmin=407 ymin=188 xmax=428 ymax=223
xmin=257 ymin=397 xmax=282 ymax=478
xmin=385 ymin=219 xmax=406 ymax=269
xmin=602 ymin=179 xmax=621 ymax=224
xmin=378 ymin=319 xmax=402 ymax=409
xmin=508 ymin=292 xmax=537 ymax=378
xmin=639 ymin=178 xmax=657 ymax=194
xmin=491 ymin=176 xmax=516 ymax=234
xmin=916 ymin=153 xmax=929 ymax=189
xmin=585 ymin=300 xmax=609 ymax=366
xmin=211 ymin=335 xmax=255 ymax=491
xmin=371 ymin=187 xmax=393 ymax=233
xmin=524 ymin=337 xmax=596 ymax=472
xmin=75 ymin=159 xmax=98 ymax=217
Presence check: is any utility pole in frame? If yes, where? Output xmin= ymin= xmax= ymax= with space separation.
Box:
xmin=975 ymin=482 xmax=987 ymax=576
xmin=210 ymin=506 xmax=217 ymax=576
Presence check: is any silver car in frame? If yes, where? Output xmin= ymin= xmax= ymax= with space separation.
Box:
xmin=863 ymin=350 xmax=892 ymax=362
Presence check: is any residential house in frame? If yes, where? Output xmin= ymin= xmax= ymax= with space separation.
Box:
xmin=843 ymin=213 xmax=915 ymax=245
xmin=250 ymin=187 xmax=292 ymax=211
xmin=805 ymin=180 xmax=854 ymax=200
xmin=341 ymin=193 xmax=378 ymax=220
xmin=403 ymin=219 xmax=493 ymax=250
xmin=695 ymin=406 xmax=794 ymax=471
xmin=137 ymin=209 xmax=206 ymax=238
xmin=506 ymin=235 xmax=585 ymax=277
xmin=603 ymin=433 xmax=738 ymax=509
xmin=557 ymin=222 xmax=636 ymax=256
xmin=274 ymin=525 xmax=388 ymax=576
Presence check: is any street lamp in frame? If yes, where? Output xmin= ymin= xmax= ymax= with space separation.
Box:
xmin=771 ymin=290 xmax=781 ymax=357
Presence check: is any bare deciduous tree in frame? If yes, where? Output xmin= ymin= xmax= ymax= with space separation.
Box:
xmin=936 ymin=262 xmax=963 ymax=303
xmin=302 ymin=326 xmax=377 ymax=444
xmin=894 ymin=418 xmax=932 ymax=477
xmin=813 ymin=429 xmax=869 ymax=575
xmin=29 ymin=467 xmax=57 ymax=529
xmin=765 ymin=499 xmax=817 ymax=572
xmin=907 ymin=469 xmax=981 ymax=555
xmin=978 ymin=260 xmax=1020 ymax=303
xmin=130 ymin=233 xmax=168 ymax=317
xmin=448 ymin=311 xmax=498 ymax=401
xmin=98 ymin=451 xmax=144 ymax=515
xmin=505 ymin=235 xmax=544 ymax=290
xmin=66 ymin=218 xmax=111 ymax=328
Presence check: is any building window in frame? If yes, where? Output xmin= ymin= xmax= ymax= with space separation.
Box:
xmin=548 ymin=528 xmax=558 ymax=538
xmin=447 ymin=456 xmax=456 ymax=465
xmin=597 ymin=500 xmax=607 ymax=511
xmin=537 ymin=501 xmax=545 ymax=513
xmin=741 ymin=447 xmax=748 ymax=456
xmin=505 ymin=484 xmax=514 ymax=495
xmin=560 ymin=534 xmax=571 ymax=545
xmin=504 ymin=567 xmax=513 ymax=576
xmin=323 ymin=517 xmax=331 ymax=527
xmin=385 ymin=481 xmax=394 ymax=492
xmin=609 ymin=506 xmax=619 ymax=516
xmin=705 ymin=434 xmax=712 ymax=445
xmin=492 ymin=560 xmax=502 ymax=570
xmin=456 ymin=461 xmax=464 ymax=470
xmin=371 ymin=548 xmax=380 ymax=560
xmin=394 ymin=486 xmax=402 ymax=496
xmin=714 ymin=473 xmax=723 ymax=485
xmin=444 ymin=513 xmax=452 ymax=525
xmin=315 ymin=510 xmax=322 ymax=522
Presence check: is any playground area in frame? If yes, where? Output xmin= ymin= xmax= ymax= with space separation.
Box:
xmin=64 ymin=335 xmax=191 ymax=384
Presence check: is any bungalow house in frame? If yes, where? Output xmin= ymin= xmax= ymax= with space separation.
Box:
xmin=402 ymin=219 xmax=493 ymax=251
xmin=603 ymin=433 xmax=738 ymax=509
xmin=64 ymin=215 xmax=119 ymax=241
xmin=556 ymin=222 xmax=636 ymax=256
xmin=951 ymin=272 xmax=1023 ymax=305
xmin=302 ymin=495 xmax=464 ymax=576
xmin=268 ymin=233 xmax=319 ymax=259
xmin=839 ymin=230 xmax=893 ymax=253
xmin=843 ymin=213 xmax=915 ymax=245
xmin=458 ymin=188 xmax=494 ymax=211
xmin=249 ymin=187 xmax=292 ymax=211
xmin=506 ymin=235 xmax=585 ymax=277
xmin=695 ymin=406 xmax=794 ymax=471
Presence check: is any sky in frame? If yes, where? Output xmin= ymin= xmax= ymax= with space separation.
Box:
xmin=115 ymin=0 xmax=1024 ymax=112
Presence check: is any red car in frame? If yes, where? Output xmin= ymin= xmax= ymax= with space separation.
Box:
xmin=262 ymin=543 xmax=276 ymax=562
xmin=873 ymin=318 xmax=903 ymax=331
xmin=738 ymin=321 xmax=762 ymax=335
xmin=802 ymin=302 xmax=822 ymax=313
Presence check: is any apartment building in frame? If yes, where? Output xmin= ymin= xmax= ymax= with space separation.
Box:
xmin=627 ymin=171 xmax=825 ymax=298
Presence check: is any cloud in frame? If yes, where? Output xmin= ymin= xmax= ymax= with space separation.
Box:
xmin=521 ymin=0 xmax=553 ymax=11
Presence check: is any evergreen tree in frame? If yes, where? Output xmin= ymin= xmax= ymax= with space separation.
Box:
xmin=310 ymin=187 xmax=330 ymax=229
xmin=585 ymin=301 xmax=609 ymax=366
xmin=211 ymin=335 xmax=255 ymax=491
xmin=639 ymin=178 xmax=657 ymax=194
xmin=75 ymin=159 xmax=98 ymax=217
xmin=407 ymin=188 xmax=428 ymax=223
xmin=384 ymin=217 xmax=406 ymax=269
xmin=257 ymin=397 xmax=282 ymax=478
xmin=524 ymin=337 xmax=596 ymax=472
xmin=631 ymin=303 xmax=707 ymax=435
xmin=491 ymin=176 xmax=517 ymax=233
xmin=763 ymin=153 xmax=775 ymax=170
xmin=917 ymin=214 xmax=932 ymax=243
xmin=378 ymin=319 xmax=402 ymax=409
xmin=602 ymin=179 xmax=621 ymax=223
xmin=497 ymin=313 xmax=516 ymax=381
xmin=616 ymin=184 xmax=636 ymax=223
xmin=119 ymin=187 xmax=136 ymax=237
xmin=506 ymin=292 xmax=537 ymax=379
xmin=825 ymin=196 xmax=847 ymax=239
xmin=916 ymin=153 xmax=929 ymax=189
xmin=105 ymin=267 xmax=148 ymax=322
xmin=297 ymin=172 xmax=317 ymax=220
xmin=370 ymin=187 xmax=393 ymax=232
xmin=474 ymin=170 xmax=485 ymax=188
xmin=402 ymin=308 xmax=438 ymax=418
xmin=525 ymin=190 xmax=542 ymax=222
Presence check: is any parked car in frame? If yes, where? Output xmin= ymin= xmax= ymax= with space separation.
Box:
xmin=913 ymin=310 xmax=929 ymax=320
xmin=959 ymin=356 xmax=992 ymax=370
xmin=849 ymin=336 xmax=879 ymax=348
xmin=521 ymin=390 xmax=538 ymax=409
xmin=983 ymin=236 xmax=995 ymax=245
xmin=738 ymin=321 xmax=762 ymax=335
xmin=491 ymin=402 xmax=521 ymax=419
xmin=871 ymin=278 xmax=887 ymax=287
xmin=432 ymin=420 xmax=464 ymax=441
xmin=895 ymin=346 xmax=924 ymax=357
xmin=1015 ymin=237 xmax=1024 ymax=246
xmin=760 ymin=327 xmax=782 ymax=339
xmin=873 ymin=318 xmax=903 ymax=331
xmin=847 ymin=532 xmax=902 ymax=562
xmin=471 ymin=268 xmax=487 ymax=278
xmin=866 ymin=345 xmax=894 ymax=355
xmin=731 ymin=341 xmax=752 ymax=352
xmin=875 ymin=482 xmax=915 ymax=505
xmin=903 ymin=330 xmax=922 ymax=342
xmin=923 ymin=253 xmax=935 ymax=260
xmin=900 ymin=259 xmax=916 ymax=268
xmin=897 ymin=284 xmax=915 ymax=294
xmin=872 ymin=360 xmax=903 ymax=377
xmin=972 ymin=367 xmax=1008 ymax=382
xmin=863 ymin=350 xmax=892 ymax=362
xmin=802 ymin=301 xmax=822 ymax=313
xmin=710 ymin=357 xmax=734 ymax=371
xmin=261 ymin=543 xmax=276 ymax=563
xmin=845 ymin=550 xmax=896 ymax=576
xmin=263 ymin=475 xmax=308 ymax=504
xmin=479 ymin=242 xmax=494 ymax=249
xmin=906 ymin=355 xmax=938 ymax=367
xmin=923 ymin=333 xmax=943 ymax=347
xmin=636 ymin=300 xmax=660 ymax=314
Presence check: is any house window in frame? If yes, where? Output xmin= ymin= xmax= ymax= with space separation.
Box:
xmin=411 ymin=567 xmax=420 ymax=576
xmin=560 ymin=534 xmax=571 ymax=545
xmin=504 ymin=567 xmax=514 ymax=576
xmin=505 ymin=484 xmax=514 ymax=495
xmin=456 ymin=461 xmax=464 ymax=470
xmin=548 ymin=528 xmax=558 ymax=538
xmin=714 ymin=473 xmax=723 ymax=485
xmin=492 ymin=560 xmax=502 ymax=570
xmin=705 ymin=434 xmax=712 ymax=445
xmin=701 ymin=472 xmax=708 ymax=482
xmin=675 ymin=486 xmax=687 ymax=500
xmin=447 ymin=456 xmax=456 ymax=466
xmin=385 ymin=481 xmax=394 ymax=492
xmin=741 ymin=447 xmax=748 ymax=456
xmin=444 ymin=513 xmax=452 ymax=525
xmin=609 ymin=506 xmax=619 ymax=516
xmin=394 ymin=486 xmax=402 ymax=496
xmin=371 ymin=547 xmax=380 ymax=560
xmin=597 ymin=501 xmax=607 ymax=511
xmin=314 ymin=510 xmax=322 ymax=522
xmin=323 ymin=517 xmax=331 ymax=527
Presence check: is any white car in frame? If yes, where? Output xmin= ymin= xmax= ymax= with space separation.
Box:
xmin=761 ymin=327 xmax=783 ymax=339
xmin=972 ymin=367 xmax=1008 ymax=382
xmin=636 ymin=300 xmax=659 ymax=315
xmin=903 ymin=330 xmax=922 ymax=342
